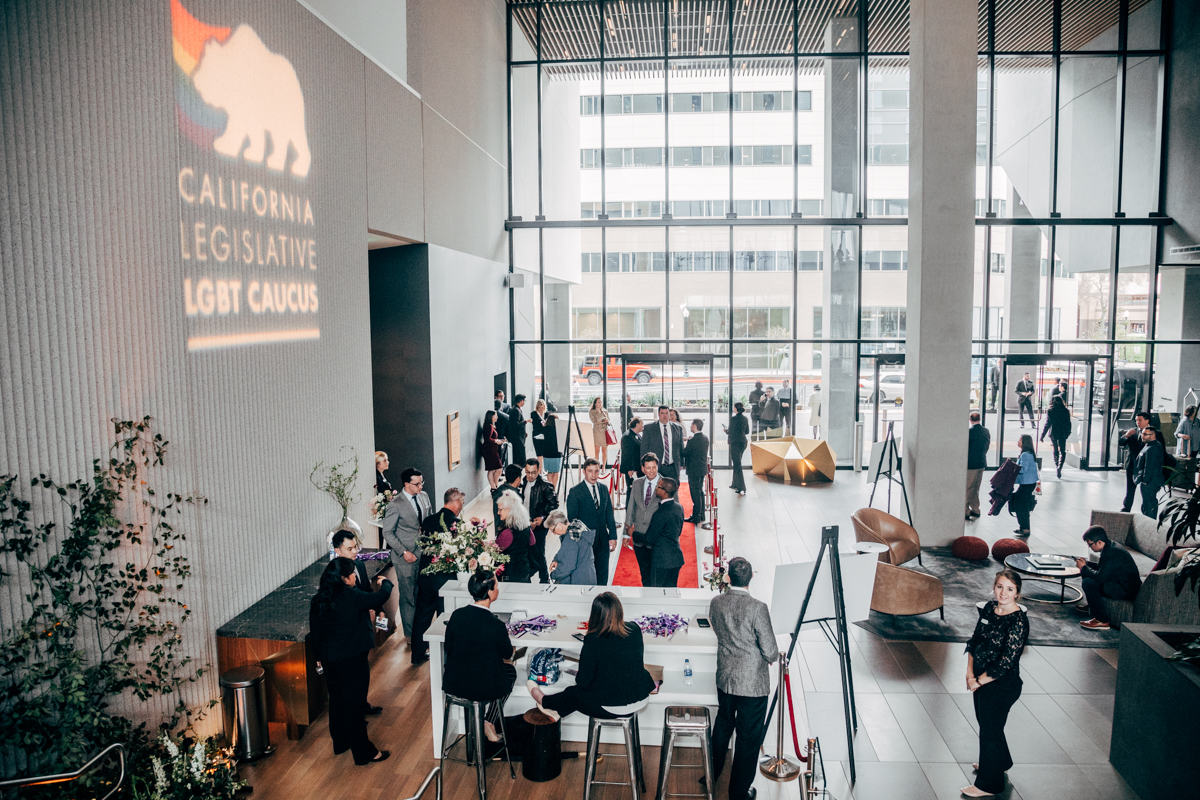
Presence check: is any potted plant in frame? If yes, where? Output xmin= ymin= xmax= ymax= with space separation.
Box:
xmin=1159 ymin=481 xmax=1200 ymax=665
xmin=129 ymin=736 xmax=245 ymax=800
xmin=310 ymin=446 xmax=362 ymax=555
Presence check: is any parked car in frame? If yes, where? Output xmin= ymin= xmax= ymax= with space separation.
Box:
xmin=579 ymin=355 xmax=654 ymax=385
xmin=859 ymin=371 xmax=906 ymax=405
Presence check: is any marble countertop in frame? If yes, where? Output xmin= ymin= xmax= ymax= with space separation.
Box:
xmin=217 ymin=553 xmax=391 ymax=643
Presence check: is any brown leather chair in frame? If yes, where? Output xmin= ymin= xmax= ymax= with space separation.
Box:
xmin=870 ymin=563 xmax=944 ymax=619
xmin=851 ymin=507 xmax=922 ymax=566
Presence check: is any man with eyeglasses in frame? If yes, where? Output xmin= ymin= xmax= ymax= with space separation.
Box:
xmin=381 ymin=467 xmax=432 ymax=644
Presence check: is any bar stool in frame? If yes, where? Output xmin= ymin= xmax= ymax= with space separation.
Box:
xmin=583 ymin=704 xmax=648 ymax=800
xmin=655 ymin=706 xmax=714 ymax=800
xmin=440 ymin=692 xmax=516 ymax=800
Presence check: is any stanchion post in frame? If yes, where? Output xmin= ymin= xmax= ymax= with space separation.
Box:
xmin=759 ymin=652 xmax=801 ymax=782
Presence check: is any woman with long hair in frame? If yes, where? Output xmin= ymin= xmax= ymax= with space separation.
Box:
xmin=483 ymin=410 xmax=505 ymax=490
xmin=589 ymin=396 xmax=612 ymax=467
xmin=532 ymin=399 xmax=562 ymax=487
xmin=727 ymin=402 xmax=749 ymax=496
xmin=443 ymin=569 xmax=516 ymax=745
xmin=495 ymin=490 xmax=533 ymax=583
xmin=1011 ymin=434 xmax=1038 ymax=536
xmin=1039 ymin=394 xmax=1072 ymax=478
xmin=530 ymin=592 xmax=655 ymax=719
xmin=309 ymin=557 xmax=395 ymax=765
xmin=961 ymin=569 xmax=1029 ymax=797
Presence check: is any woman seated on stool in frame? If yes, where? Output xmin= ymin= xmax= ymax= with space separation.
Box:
xmin=443 ymin=568 xmax=516 ymax=743
xmin=531 ymin=592 xmax=655 ymax=719
xmin=544 ymin=510 xmax=597 ymax=586
xmin=496 ymin=491 xmax=533 ymax=583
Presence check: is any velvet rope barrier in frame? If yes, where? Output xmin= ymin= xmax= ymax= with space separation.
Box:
xmin=783 ymin=671 xmax=806 ymax=762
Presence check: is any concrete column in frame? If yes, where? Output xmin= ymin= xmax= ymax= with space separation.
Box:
xmin=1154 ymin=267 xmax=1200 ymax=412
xmin=903 ymin=0 xmax=978 ymax=545
xmin=1003 ymin=185 xmax=1042 ymax=409
xmin=823 ymin=18 xmax=861 ymax=463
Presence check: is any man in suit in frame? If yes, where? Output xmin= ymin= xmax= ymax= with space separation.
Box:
xmin=494 ymin=390 xmax=511 ymax=462
xmin=644 ymin=477 xmax=685 ymax=588
xmin=380 ymin=467 xmax=432 ymax=641
xmin=757 ymin=387 xmax=780 ymax=435
xmin=622 ymin=394 xmax=636 ymax=432
xmin=642 ymin=405 xmax=684 ymax=481
xmin=523 ymin=458 xmax=558 ymax=583
xmin=966 ymin=411 xmax=991 ymax=520
xmin=621 ymin=417 xmax=645 ymax=509
xmin=682 ymin=419 xmax=710 ymax=524
xmin=411 ymin=488 xmax=466 ymax=666
xmin=508 ymin=394 xmax=528 ymax=467
xmin=748 ymin=381 xmax=764 ymax=436
xmin=331 ymin=530 xmax=384 ymax=713
xmin=1120 ymin=411 xmax=1165 ymax=512
xmin=625 ymin=453 xmax=662 ymax=587
xmin=708 ymin=557 xmax=779 ymax=800
xmin=566 ymin=458 xmax=618 ymax=584
xmin=777 ymin=380 xmax=793 ymax=435
xmin=1075 ymin=525 xmax=1143 ymax=632
xmin=1015 ymin=372 xmax=1036 ymax=428
xmin=988 ymin=362 xmax=1001 ymax=410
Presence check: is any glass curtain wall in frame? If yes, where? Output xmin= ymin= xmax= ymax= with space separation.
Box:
xmin=508 ymin=0 xmax=1187 ymax=472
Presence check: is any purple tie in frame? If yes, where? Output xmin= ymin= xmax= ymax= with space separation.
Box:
xmin=662 ymin=425 xmax=670 ymax=464
xmin=645 ymin=480 xmax=652 ymax=506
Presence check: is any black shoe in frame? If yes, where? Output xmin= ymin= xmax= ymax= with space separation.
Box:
xmin=746 ymin=789 xmax=757 ymax=800
xmin=411 ymin=653 xmax=430 ymax=666
xmin=365 ymin=704 xmax=383 ymax=716
xmin=356 ymin=750 xmax=390 ymax=766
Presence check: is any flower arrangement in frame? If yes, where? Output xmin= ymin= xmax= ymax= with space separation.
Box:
xmin=419 ymin=517 xmax=509 ymax=576
xmin=368 ymin=489 xmax=397 ymax=524
xmin=310 ymin=446 xmax=361 ymax=517
xmin=702 ymin=561 xmax=731 ymax=593
xmin=129 ymin=735 xmax=244 ymax=800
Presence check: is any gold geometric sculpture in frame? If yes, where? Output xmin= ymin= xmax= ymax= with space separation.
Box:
xmin=749 ymin=437 xmax=838 ymax=483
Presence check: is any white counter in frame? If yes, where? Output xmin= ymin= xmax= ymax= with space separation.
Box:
xmin=425 ymin=585 xmax=785 ymax=757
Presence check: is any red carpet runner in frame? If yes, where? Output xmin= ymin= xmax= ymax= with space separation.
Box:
xmin=612 ymin=481 xmax=700 ymax=588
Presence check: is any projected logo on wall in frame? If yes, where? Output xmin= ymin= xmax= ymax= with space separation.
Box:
xmin=172 ymin=0 xmax=320 ymax=351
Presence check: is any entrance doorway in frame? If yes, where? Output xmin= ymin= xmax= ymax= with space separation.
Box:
xmin=620 ymin=352 xmax=716 ymax=460
xmin=991 ymin=354 xmax=1099 ymax=472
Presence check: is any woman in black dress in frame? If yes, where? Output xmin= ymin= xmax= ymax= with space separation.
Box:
xmin=443 ymin=569 xmax=516 ymax=745
xmin=309 ymin=558 xmax=395 ymax=765
xmin=530 ymin=592 xmax=655 ymax=719
xmin=962 ymin=568 xmax=1029 ymax=797
xmin=374 ymin=451 xmax=392 ymax=493
xmin=727 ymin=402 xmax=750 ymax=496
xmin=1039 ymin=394 xmax=1072 ymax=478
xmin=531 ymin=399 xmax=562 ymax=488
xmin=495 ymin=490 xmax=533 ymax=582
xmin=483 ymin=410 xmax=505 ymax=489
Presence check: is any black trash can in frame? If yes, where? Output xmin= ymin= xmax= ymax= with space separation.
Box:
xmin=220 ymin=665 xmax=275 ymax=761
xmin=522 ymin=708 xmax=562 ymax=781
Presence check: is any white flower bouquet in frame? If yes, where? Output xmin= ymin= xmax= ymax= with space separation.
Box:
xmin=419 ymin=517 xmax=509 ymax=576
xmin=368 ymin=489 xmax=397 ymax=524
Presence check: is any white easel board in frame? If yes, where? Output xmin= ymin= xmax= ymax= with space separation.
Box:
xmin=769 ymin=553 xmax=877 ymax=634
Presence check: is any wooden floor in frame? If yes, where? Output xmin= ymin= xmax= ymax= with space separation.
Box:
xmin=239 ymin=467 xmax=1143 ymax=800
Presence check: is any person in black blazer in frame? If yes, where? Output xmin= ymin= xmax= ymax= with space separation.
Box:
xmin=567 ymin=458 xmax=618 ymax=585
xmin=522 ymin=459 xmax=559 ymax=583
xmin=412 ymin=488 xmax=469 ymax=666
xmin=642 ymin=405 xmax=684 ymax=481
xmin=727 ymin=402 xmax=750 ymax=495
xmin=966 ymin=412 xmax=991 ymax=519
xmin=644 ymin=478 xmax=685 ymax=587
xmin=531 ymin=593 xmax=655 ymax=719
xmin=1040 ymin=395 xmax=1072 ymax=478
xmin=508 ymin=394 xmax=529 ymax=467
xmin=374 ymin=451 xmax=393 ymax=493
xmin=621 ymin=418 xmax=645 ymax=509
xmin=1015 ymin=372 xmax=1036 ymax=428
xmin=1075 ymin=525 xmax=1143 ymax=631
xmin=330 ymin=531 xmax=385 ymax=710
xmin=682 ymin=419 xmax=710 ymax=523
xmin=443 ymin=569 xmax=516 ymax=743
xmin=309 ymin=558 xmax=394 ymax=765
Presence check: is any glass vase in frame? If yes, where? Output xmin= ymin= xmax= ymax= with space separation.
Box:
xmin=327 ymin=513 xmax=363 ymax=559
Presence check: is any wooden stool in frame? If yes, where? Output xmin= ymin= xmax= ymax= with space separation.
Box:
xmin=522 ymin=708 xmax=562 ymax=782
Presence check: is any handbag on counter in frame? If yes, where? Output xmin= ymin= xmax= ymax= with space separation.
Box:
xmin=529 ymin=648 xmax=564 ymax=685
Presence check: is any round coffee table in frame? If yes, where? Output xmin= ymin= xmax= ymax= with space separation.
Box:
xmin=1003 ymin=552 xmax=1083 ymax=604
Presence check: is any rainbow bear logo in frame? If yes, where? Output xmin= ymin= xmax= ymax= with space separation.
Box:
xmin=171 ymin=0 xmax=311 ymax=178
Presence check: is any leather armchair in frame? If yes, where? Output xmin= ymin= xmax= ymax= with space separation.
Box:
xmin=870 ymin=563 xmax=944 ymax=619
xmin=851 ymin=507 xmax=922 ymax=566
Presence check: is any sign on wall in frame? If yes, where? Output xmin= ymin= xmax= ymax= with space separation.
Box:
xmin=447 ymin=412 xmax=461 ymax=470
xmin=172 ymin=0 xmax=322 ymax=351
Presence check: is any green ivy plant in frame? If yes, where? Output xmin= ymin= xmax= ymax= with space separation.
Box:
xmin=0 ymin=417 xmax=208 ymax=792
xmin=1158 ymin=481 xmax=1200 ymax=667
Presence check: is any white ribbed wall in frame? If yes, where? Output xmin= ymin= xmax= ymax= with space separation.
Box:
xmin=0 ymin=0 xmax=376 ymax=734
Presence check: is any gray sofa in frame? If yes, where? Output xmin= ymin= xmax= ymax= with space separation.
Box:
xmin=1088 ymin=510 xmax=1200 ymax=628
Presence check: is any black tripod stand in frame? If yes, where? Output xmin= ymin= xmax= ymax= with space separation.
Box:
xmin=557 ymin=405 xmax=588 ymax=499
xmin=868 ymin=420 xmax=912 ymax=525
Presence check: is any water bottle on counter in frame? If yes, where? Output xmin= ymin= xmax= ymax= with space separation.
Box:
xmin=683 ymin=658 xmax=693 ymax=686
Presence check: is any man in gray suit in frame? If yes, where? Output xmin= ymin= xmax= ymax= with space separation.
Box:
xmin=380 ymin=467 xmax=432 ymax=640
xmin=642 ymin=405 xmax=684 ymax=481
xmin=624 ymin=453 xmax=661 ymax=587
xmin=708 ymin=557 xmax=779 ymax=800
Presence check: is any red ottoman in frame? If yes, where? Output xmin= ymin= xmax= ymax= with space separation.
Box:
xmin=952 ymin=536 xmax=989 ymax=561
xmin=992 ymin=538 xmax=1030 ymax=562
